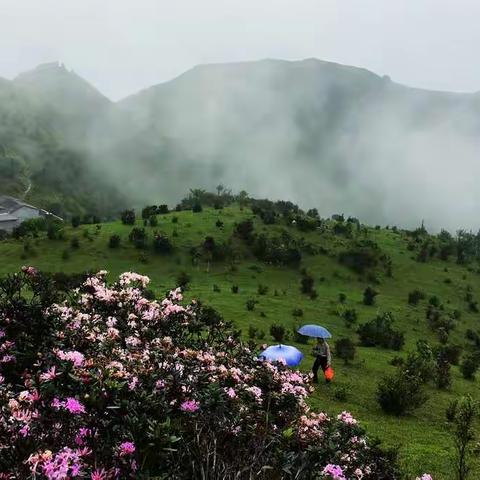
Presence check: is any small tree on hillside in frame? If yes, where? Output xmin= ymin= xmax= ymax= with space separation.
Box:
xmin=363 ymin=286 xmax=378 ymax=306
xmin=121 ymin=209 xmax=136 ymax=225
xmin=335 ymin=338 xmax=356 ymax=364
xmin=445 ymin=396 xmax=478 ymax=480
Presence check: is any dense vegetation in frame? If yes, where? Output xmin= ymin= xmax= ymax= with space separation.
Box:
xmin=1 ymin=190 xmax=480 ymax=478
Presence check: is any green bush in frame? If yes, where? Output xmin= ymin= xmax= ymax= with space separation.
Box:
xmin=460 ymin=355 xmax=478 ymax=380
xmin=108 ymin=234 xmax=121 ymax=249
xmin=129 ymin=227 xmax=148 ymax=249
xmin=335 ymin=338 xmax=356 ymax=364
xmin=408 ymin=289 xmax=425 ymax=305
xmin=270 ymin=324 xmax=286 ymax=343
xmin=176 ymin=271 xmax=191 ymax=289
xmin=377 ymin=371 xmax=426 ymax=416
xmin=342 ymin=308 xmax=358 ymax=327
xmin=363 ymin=286 xmax=378 ymax=306
xmin=357 ymin=313 xmax=404 ymax=350
xmin=246 ymin=298 xmax=257 ymax=311
xmin=153 ymin=233 xmax=173 ymax=254
xmin=121 ymin=209 xmax=136 ymax=225
xmin=258 ymin=284 xmax=269 ymax=295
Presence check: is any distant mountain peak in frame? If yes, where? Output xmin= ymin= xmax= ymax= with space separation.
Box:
xmin=14 ymin=61 xmax=111 ymax=106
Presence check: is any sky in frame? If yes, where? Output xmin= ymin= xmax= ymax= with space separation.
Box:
xmin=1 ymin=0 xmax=480 ymax=100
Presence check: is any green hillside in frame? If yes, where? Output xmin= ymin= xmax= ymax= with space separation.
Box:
xmin=1 ymin=201 xmax=479 ymax=478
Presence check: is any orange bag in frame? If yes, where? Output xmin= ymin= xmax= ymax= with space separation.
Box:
xmin=324 ymin=367 xmax=334 ymax=382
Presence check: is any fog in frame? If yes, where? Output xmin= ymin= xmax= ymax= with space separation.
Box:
xmin=2 ymin=1 xmax=480 ymax=231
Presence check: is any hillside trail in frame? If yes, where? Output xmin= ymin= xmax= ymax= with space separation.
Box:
xmin=22 ymin=178 xmax=32 ymax=199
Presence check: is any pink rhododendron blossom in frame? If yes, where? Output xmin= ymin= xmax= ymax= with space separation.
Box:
xmin=180 ymin=399 xmax=200 ymax=412
xmin=118 ymin=441 xmax=136 ymax=456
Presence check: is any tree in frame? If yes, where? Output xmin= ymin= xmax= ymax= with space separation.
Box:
xmin=335 ymin=338 xmax=356 ymax=364
xmin=121 ymin=209 xmax=136 ymax=225
xmin=446 ymin=396 xmax=478 ymax=480
xmin=216 ymin=184 xmax=225 ymax=196
xmin=363 ymin=286 xmax=378 ymax=306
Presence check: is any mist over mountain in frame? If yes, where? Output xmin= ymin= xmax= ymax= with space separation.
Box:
xmin=2 ymin=58 xmax=480 ymax=229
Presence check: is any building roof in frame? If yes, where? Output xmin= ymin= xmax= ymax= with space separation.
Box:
xmin=0 ymin=195 xmax=38 ymax=212
xmin=0 ymin=213 xmax=19 ymax=222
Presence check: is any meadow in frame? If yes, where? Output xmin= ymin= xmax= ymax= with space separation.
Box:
xmin=1 ymin=205 xmax=479 ymax=478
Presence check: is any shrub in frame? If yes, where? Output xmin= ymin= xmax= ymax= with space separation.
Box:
xmin=149 ymin=215 xmax=158 ymax=227
xmin=234 ymin=219 xmax=255 ymax=243
xmin=158 ymin=204 xmax=169 ymax=214
xmin=248 ymin=325 xmax=258 ymax=339
xmin=192 ymin=202 xmax=203 ymax=213
xmin=376 ymin=371 xmax=426 ymax=415
xmin=246 ymin=298 xmax=257 ymax=311
xmin=257 ymin=284 xmax=269 ymax=295
xmin=435 ymin=350 xmax=452 ymax=390
xmin=446 ymin=396 xmax=478 ymax=480
xmin=300 ymin=273 xmax=315 ymax=295
xmin=216 ymin=219 xmax=224 ymax=229
xmin=153 ymin=233 xmax=173 ymax=254
xmin=333 ymin=384 xmax=350 ymax=402
xmin=121 ymin=209 xmax=136 ymax=225
xmin=213 ymin=284 xmax=221 ymax=293
xmin=438 ymin=344 xmax=462 ymax=365
xmin=0 ymin=268 xmax=401 ymax=479
xmin=338 ymin=292 xmax=347 ymax=303
xmin=342 ymin=308 xmax=358 ymax=328
xmin=357 ymin=313 xmax=404 ymax=350
xmin=270 ymin=324 xmax=286 ymax=342
xmin=108 ymin=234 xmax=121 ymax=249
xmin=231 ymin=285 xmax=239 ymax=294
xmin=404 ymin=341 xmax=435 ymax=383
xmin=292 ymin=308 xmax=304 ymax=318
xmin=129 ymin=227 xmax=148 ymax=249
xmin=408 ymin=289 xmax=425 ymax=305
xmin=460 ymin=355 xmax=478 ymax=380
xmin=363 ymin=286 xmax=378 ymax=306
xmin=71 ymin=216 xmax=81 ymax=228
xmin=176 ymin=271 xmax=191 ymax=290
xmin=335 ymin=338 xmax=356 ymax=364
xmin=338 ymin=241 xmax=384 ymax=274
xmin=70 ymin=237 xmax=80 ymax=249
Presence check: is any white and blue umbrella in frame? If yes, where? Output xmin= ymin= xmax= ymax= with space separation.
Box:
xmin=297 ymin=324 xmax=332 ymax=339
xmin=258 ymin=344 xmax=304 ymax=367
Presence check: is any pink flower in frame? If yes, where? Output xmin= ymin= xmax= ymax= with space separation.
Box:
xmin=322 ymin=464 xmax=346 ymax=480
xmin=91 ymin=470 xmax=107 ymax=480
xmin=64 ymin=397 xmax=86 ymax=415
xmin=40 ymin=366 xmax=60 ymax=383
xmin=337 ymin=411 xmax=357 ymax=425
xmin=119 ymin=441 xmax=136 ymax=456
xmin=416 ymin=475 xmax=433 ymax=480
xmin=180 ymin=399 xmax=200 ymax=413
xmin=225 ymin=387 xmax=237 ymax=398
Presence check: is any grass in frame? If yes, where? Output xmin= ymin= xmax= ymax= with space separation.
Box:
xmin=1 ymin=206 xmax=480 ymax=478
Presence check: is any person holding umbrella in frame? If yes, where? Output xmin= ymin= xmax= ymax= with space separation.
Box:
xmin=311 ymin=337 xmax=332 ymax=383
xmin=296 ymin=324 xmax=333 ymax=383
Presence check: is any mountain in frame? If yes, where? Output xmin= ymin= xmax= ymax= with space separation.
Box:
xmin=3 ymin=58 xmax=480 ymax=228
xmin=0 ymin=63 xmax=124 ymax=217
xmin=116 ymin=58 xmax=480 ymax=229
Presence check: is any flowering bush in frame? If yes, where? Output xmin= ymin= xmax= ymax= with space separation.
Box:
xmin=0 ymin=268 xmax=408 ymax=479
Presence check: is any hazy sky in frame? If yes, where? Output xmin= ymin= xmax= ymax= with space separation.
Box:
xmin=1 ymin=0 xmax=480 ymax=100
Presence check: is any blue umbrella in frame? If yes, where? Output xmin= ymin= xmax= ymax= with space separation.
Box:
xmin=297 ymin=324 xmax=332 ymax=339
xmin=258 ymin=344 xmax=304 ymax=367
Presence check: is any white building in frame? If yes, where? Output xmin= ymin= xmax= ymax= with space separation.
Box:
xmin=0 ymin=196 xmax=62 ymax=233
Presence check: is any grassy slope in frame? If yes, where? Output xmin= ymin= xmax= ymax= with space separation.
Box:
xmin=1 ymin=206 xmax=479 ymax=478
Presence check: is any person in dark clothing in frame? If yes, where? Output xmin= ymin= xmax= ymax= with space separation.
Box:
xmin=312 ymin=337 xmax=332 ymax=383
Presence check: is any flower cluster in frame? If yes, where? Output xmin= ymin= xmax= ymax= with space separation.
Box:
xmin=0 ymin=269 xmax=412 ymax=479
